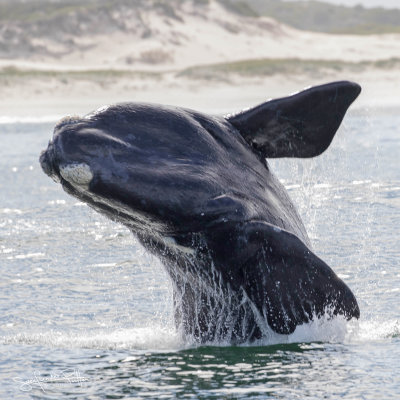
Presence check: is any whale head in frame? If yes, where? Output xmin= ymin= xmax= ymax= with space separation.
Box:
xmin=40 ymin=81 xmax=361 ymax=240
xmin=39 ymin=103 xmax=254 ymax=236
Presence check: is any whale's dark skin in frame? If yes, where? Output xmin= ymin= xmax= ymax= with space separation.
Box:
xmin=40 ymin=81 xmax=361 ymax=343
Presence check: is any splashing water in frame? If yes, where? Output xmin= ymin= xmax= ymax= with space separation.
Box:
xmin=1 ymin=111 xmax=400 ymax=398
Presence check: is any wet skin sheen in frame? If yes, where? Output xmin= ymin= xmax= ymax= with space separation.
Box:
xmin=40 ymin=81 xmax=361 ymax=343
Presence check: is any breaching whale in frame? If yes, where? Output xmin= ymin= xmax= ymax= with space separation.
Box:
xmin=40 ymin=81 xmax=361 ymax=343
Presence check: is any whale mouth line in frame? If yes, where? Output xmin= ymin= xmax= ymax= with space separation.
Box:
xmin=59 ymin=163 xmax=93 ymax=188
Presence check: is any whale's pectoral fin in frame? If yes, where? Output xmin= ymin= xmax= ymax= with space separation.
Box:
xmin=227 ymin=81 xmax=361 ymax=158
xmin=207 ymin=221 xmax=360 ymax=335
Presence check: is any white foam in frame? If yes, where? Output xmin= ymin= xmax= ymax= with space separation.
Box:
xmin=238 ymin=314 xmax=350 ymax=347
xmin=2 ymin=326 xmax=185 ymax=352
xmin=0 ymin=115 xmax=60 ymax=124
xmin=0 ymin=208 xmax=23 ymax=215
xmin=2 ymin=316 xmax=398 ymax=351
xmin=346 ymin=318 xmax=400 ymax=342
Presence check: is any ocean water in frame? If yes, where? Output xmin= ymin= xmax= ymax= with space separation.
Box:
xmin=0 ymin=108 xmax=399 ymax=399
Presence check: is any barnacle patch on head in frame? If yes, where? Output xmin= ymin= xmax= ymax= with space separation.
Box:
xmin=59 ymin=163 xmax=93 ymax=188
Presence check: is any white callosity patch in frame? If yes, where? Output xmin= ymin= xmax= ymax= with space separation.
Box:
xmin=60 ymin=163 xmax=93 ymax=188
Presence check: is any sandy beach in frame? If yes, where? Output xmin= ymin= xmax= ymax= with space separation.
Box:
xmin=1 ymin=1 xmax=399 ymax=119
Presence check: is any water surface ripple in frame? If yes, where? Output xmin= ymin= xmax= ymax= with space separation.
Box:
xmin=0 ymin=111 xmax=399 ymax=399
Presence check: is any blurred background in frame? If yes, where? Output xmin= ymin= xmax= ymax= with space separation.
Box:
xmin=1 ymin=2 xmax=400 ymax=398
xmin=1 ymin=0 xmax=399 ymax=119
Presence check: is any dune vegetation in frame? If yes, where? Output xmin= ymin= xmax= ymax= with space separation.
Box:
xmin=1 ymin=0 xmax=400 ymax=36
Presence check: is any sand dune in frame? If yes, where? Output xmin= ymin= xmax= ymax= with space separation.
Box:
xmin=1 ymin=0 xmax=399 ymax=118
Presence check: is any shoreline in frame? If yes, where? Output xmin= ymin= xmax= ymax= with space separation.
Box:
xmin=1 ymin=0 xmax=399 ymax=119
xmin=1 ymin=68 xmax=399 ymax=120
